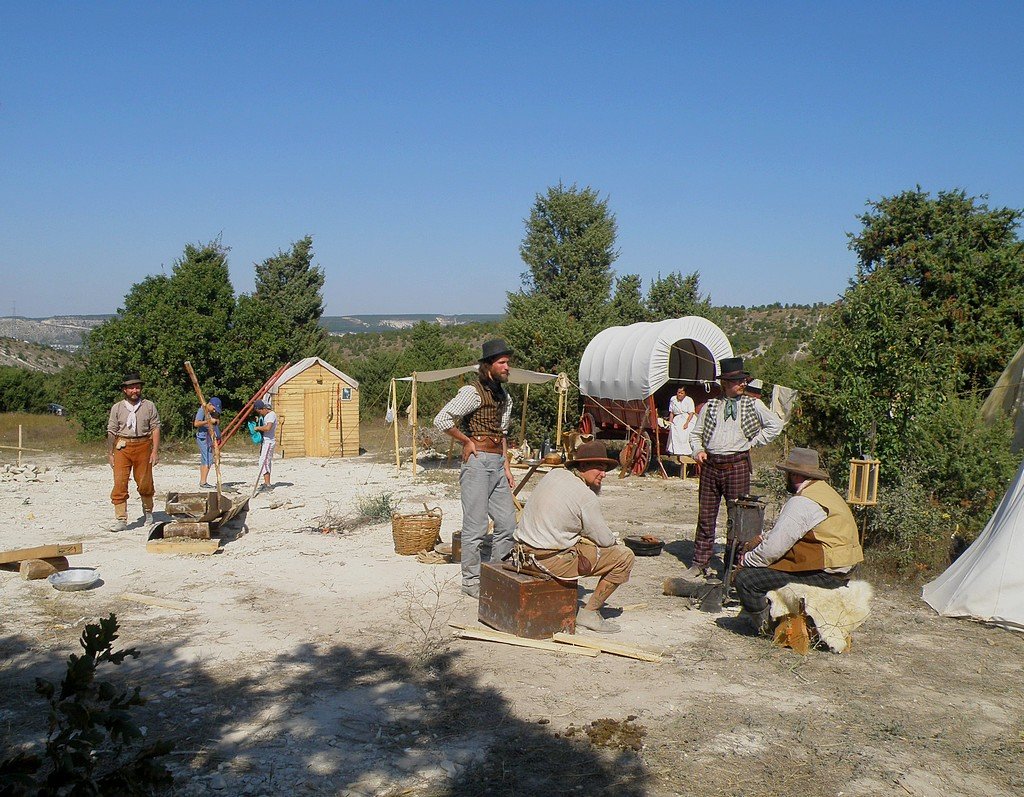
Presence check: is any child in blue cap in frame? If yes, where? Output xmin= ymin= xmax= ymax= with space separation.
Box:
xmin=194 ymin=397 xmax=223 ymax=488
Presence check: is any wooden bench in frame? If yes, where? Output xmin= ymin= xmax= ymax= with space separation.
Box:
xmin=479 ymin=562 xmax=577 ymax=639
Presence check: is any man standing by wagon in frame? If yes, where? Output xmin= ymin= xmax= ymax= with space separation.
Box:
xmin=687 ymin=357 xmax=782 ymax=579
xmin=435 ymin=339 xmax=518 ymax=598
xmin=106 ymin=372 xmax=161 ymax=531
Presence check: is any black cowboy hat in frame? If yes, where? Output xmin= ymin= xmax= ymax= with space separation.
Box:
xmin=121 ymin=372 xmax=143 ymax=387
xmin=717 ymin=356 xmax=750 ymax=381
xmin=479 ymin=338 xmax=513 ymax=363
xmin=776 ymin=447 xmax=830 ymax=481
xmin=567 ymin=440 xmax=619 ymax=472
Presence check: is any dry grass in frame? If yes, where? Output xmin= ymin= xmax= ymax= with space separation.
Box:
xmin=0 ymin=412 xmax=99 ymax=463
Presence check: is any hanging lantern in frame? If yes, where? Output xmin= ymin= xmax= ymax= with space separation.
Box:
xmin=847 ymin=459 xmax=880 ymax=506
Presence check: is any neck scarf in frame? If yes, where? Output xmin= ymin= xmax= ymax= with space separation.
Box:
xmin=123 ymin=399 xmax=141 ymax=433
xmin=724 ymin=398 xmax=738 ymax=421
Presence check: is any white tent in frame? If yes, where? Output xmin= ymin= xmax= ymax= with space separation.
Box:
xmin=578 ymin=316 xmax=732 ymax=401
xmin=922 ymin=457 xmax=1024 ymax=631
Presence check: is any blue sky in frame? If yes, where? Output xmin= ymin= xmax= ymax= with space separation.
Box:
xmin=2 ymin=2 xmax=1022 ymax=317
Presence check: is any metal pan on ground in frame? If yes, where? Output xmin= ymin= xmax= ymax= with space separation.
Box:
xmin=623 ymin=535 xmax=665 ymax=556
xmin=49 ymin=568 xmax=101 ymax=591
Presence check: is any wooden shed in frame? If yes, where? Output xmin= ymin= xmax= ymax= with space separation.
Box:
xmin=267 ymin=357 xmax=360 ymax=458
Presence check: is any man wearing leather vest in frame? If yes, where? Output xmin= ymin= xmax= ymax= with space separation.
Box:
xmin=734 ymin=447 xmax=864 ymax=633
xmin=435 ymin=339 xmax=518 ymax=598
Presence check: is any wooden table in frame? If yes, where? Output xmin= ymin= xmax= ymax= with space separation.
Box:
xmin=510 ymin=460 xmax=564 ymax=499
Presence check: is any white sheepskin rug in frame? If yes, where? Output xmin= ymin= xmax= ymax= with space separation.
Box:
xmin=766 ymin=580 xmax=873 ymax=653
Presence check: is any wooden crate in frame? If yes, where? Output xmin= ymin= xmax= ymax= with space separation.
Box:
xmin=478 ymin=562 xmax=577 ymax=639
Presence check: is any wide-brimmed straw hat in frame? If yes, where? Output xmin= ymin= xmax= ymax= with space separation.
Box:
xmin=479 ymin=338 xmax=513 ymax=363
xmin=567 ymin=440 xmax=619 ymax=472
xmin=121 ymin=372 xmax=143 ymax=387
xmin=776 ymin=447 xmax=830 ymax=481
xmin=717 ymin=357 xmax=750 ymax=381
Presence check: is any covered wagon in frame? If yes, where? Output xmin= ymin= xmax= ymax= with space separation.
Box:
xmin=577 ymin=316 xmax=733 ymax=475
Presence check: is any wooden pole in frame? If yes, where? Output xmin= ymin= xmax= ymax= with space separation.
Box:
xmin=555 ymin=378 xmax=565 ymax=447
xmin=519 ymin=383 xmax=530 ymax=444
xmin=18 ymin=425 xmax=22 ymax=467
xmin=649 ymin=395 xmax=668 ymax=479
xmin=184 ymin=361 xmax=221 ymax=496
xmin=392 ymin=379 xmax=401 ymax=471
xmin=411 ymin=373 xmax=418 ymax=477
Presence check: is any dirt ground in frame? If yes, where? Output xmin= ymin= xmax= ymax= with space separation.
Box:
xmin=2 ymin=444 xmax=1023 ymax=797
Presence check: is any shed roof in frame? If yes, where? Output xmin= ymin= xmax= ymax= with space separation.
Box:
xmin=578 ymin=316 xmax=732 ymax=401
xmin=267 ymin=357 xmax=359 ymax=393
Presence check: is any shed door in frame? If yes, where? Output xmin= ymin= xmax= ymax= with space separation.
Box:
xmin=304 ymin=389 xmax=331 ymax=457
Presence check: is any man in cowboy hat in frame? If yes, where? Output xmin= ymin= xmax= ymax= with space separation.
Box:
xmin=512 ymin=441 xmax=635 ymax=634
xmin=435 ymin=339 xmax=518 ymax=598
xmin=686 ymin=356 xmax=782 ymax=579
xmin=733 ymin=447 xmax=863 ymax=632
xmin=106 ymin=372 xmax=161 ymax=531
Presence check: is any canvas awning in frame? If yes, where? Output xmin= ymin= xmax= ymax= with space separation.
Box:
xmin=395 ymin=365 xmax=559 ymax=384
xmin=578 ymin=316 xmax=733 ymax=401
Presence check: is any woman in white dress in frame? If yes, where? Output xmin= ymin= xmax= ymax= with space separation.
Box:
xmin=666 ymin=386 xmax=696 ymax=458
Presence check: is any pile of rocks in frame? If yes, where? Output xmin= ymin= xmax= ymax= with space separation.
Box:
xmin=1 ymin=463 xmax=58 ymax=483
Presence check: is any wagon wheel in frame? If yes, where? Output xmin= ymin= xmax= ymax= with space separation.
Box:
xmin=631 ymin=431 xmax=651 ymax=476
xmin=578 ymin=412 xmax=595 ymax=436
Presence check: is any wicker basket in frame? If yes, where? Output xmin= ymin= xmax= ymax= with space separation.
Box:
xmin=391 ymin=504 xmax=442 ymax=555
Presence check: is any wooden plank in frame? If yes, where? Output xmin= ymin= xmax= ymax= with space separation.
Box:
xmin=122 ymin=592 xmax=194 ymax=611
xmin=0 ymin=543 xmax=83 ymax=565
xmin=145 ymin=539 xmax=219 ymax=555
xmin=449 ymin=623 xmax=599 ymax=657
xmin=551 ymin=632 xmax=663 ymax=662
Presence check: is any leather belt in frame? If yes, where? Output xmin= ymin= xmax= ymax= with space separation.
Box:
xmin=469 ymin=435 xmax=503 ymax=454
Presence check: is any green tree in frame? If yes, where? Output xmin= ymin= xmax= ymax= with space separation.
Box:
xmin=506 ymin=184 xmax=619 ymax=441
xmin=254 ymin=235 xmax=328 ymax=360
xmin=0 ymin=367 xmax=57 ymax=412
xmin=645 ymin=271 xmax=713 ymax=321
xmin=65 ymin=241 xmax=236 ymax=438
xmin=609 ymin=274 xmax=647 ymax=325
xmin=799 ymin=188 xmax=1024 ymax=546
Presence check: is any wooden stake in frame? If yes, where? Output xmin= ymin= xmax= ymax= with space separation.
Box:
xmin=555 ymin=378 xmax=565 ymax=447
xmin=18 ymin=424 xmax=22 ymax=467
xmin=520 ymin=383 xmax=530 ymax=444
xmin=551 ymin=632 xmax=663 ymax=662
xmin=449 ymin=623 xmax=599 ymax=657
xmin=410 ymin=373 xmax=418 ymax=477
xmin=392 ymin=379 xmax=401 ymax=471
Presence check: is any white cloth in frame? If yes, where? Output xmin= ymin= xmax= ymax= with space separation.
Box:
xmin=770 ymin=385 xmax=798 ymax=423
xmin=666 ymin=395 xmax=695 ymax=456
xmin=515 ymin=469 xmax=616 ymax=550
xmin=123 ymin=399 xmax=140 ymax=434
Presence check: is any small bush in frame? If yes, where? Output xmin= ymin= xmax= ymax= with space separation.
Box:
xmin=0 ymin=614 xmax=172 ymax=795
xmin=355 ymin=491 xmax=399 ymax=524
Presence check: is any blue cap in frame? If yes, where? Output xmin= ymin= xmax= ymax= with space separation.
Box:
xmin=209 ymin=397 xmax=222 ymax=414
xmin=254 ymin=400 xmax=268 ymax=410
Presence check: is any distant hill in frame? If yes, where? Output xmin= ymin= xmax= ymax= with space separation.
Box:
xmin=0 ymin=315 xmax=109 ymax=350
xmin=321 ymin=314 xmax=504 ymax=334
xmin=0 ymin=337 xmax=76 ymax=373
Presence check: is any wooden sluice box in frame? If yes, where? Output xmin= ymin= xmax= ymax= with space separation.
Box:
xmin=478 ymin=562 xmax=577 ymax=639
